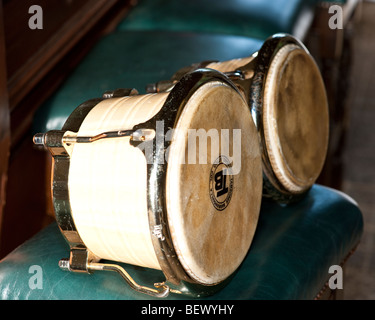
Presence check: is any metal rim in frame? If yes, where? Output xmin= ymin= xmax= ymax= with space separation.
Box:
xmin=250 ymin=33 xmax=322 ymax=203
xmin=52 ymin=98 xmax=103 ymax=251
xmin=132 ymin=68 xmax=248 ymax=295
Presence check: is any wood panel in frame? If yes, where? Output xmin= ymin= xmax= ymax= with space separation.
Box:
xmin=0 ymin=1 xmax=11 ymax=245
xmin=4 ymin=0 xmax=125 ymax=110
xmin=0 ymin=0 xmax=133 ymax=258
xmin=3 ymin=0 xmax=133 ymax=150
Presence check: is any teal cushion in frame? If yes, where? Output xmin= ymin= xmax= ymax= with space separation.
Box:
xmin=117 ymin=0 xmax=317 ymax=40
xmin=321 ymin=0 xmax=347 ymax=3
xmin=32 ymin=30 xmax=263 ymax=134
xmin=0 ymin=185 xmax=363 ymax=300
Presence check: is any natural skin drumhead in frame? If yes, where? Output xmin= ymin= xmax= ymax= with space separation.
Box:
xmin=263 ymin=44 xmax=329 ymax=193
xmin=166 ymin=81 xmax=262 ymax=285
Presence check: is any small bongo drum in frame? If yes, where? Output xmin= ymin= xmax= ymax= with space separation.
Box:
xmin=151 ymin=34 xmax=329 ymax=203
xmin=34 ymin=70 xmax=262 ymax=297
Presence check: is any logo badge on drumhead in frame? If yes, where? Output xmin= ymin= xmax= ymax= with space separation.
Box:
xmin=209 ymin=156 xmax=234 ymax=211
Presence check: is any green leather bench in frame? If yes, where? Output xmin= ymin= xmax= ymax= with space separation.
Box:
xmin=117 ymin=0 xmax=318 ymax=41
xmin=0 ymin=185 xmax=363 ymax=300
xmin=117 ymin=0 xmax=353 ymax=39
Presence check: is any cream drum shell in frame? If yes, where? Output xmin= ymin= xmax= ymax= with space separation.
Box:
xmin=68 ymin=93 xmax=169 ymax=270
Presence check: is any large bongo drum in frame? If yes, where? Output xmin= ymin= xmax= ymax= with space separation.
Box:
xmin=151 ymin=34 xmax=329 ymax=203
xmin=34 ymin=70 xmax=262 ymax=297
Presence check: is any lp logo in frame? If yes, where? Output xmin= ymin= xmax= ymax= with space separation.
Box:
xmin=209 ymin=156 xmax=234 ymax=211
xmin=215 ymin=169 xmax=229 ymax=197
xmin=328 ymin=265 xmax=343 ymax=290
xmin=28 ymin=265 xmax=43 ymax=290
xmin=28 ymin=5 xmax=43 ymax=30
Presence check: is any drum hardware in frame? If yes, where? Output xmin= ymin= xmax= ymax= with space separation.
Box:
xmin=33 ymin=130 xmax=69 ymax=157
xmin=222 ymin=70 xmax=246 ymax=82
xmin=147 ymin=53 xmax=258 ymax=94
xmin=34 ymin=69 xmax=263 ymax=298
xmin=146 ymin=60 xmax=218 ymax=93
xmin=33 ymin=129 xmax=155 ymax=157
xmin=58 ymin=253 xmax=172 ymax=298
xmin=146 ymin=67 xmax=254 ymax=100
xmin=102 ymin=88 xmax=139 ymax=99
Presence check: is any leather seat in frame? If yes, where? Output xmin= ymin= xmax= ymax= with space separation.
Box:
xmin=0 ymin=185 xmax=363 ymax=300
xmin=117 ymin=0 xmax=318 ymax=40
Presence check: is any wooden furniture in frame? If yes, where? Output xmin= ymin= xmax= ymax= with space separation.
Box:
xmin=308 ymin=0 xmax=362 ymax=189
xmin=0 ymin=2 xmax=11 ymax=247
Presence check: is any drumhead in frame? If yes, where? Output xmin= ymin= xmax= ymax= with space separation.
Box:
xmin=263 ymin=44 xmax=329 ymax=193
xmin=166 ymin=81 xmax=262 ymax=285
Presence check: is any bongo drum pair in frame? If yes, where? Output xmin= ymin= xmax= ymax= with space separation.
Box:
xmin=34 ymin=34 xmax=329 ymax=298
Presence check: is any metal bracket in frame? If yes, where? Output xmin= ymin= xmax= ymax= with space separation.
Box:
xmin=146 ymin=60 xmax=218 ymax=93
xmin=58 ymin=248 xmax=173 ymax=298
xmin=33 ymin=128 xmax=156 ymax=158
xmin=62 ymin=129 xmax=156 ymax=144
xmin=102 ymin=88 xmax=139 ymax=99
